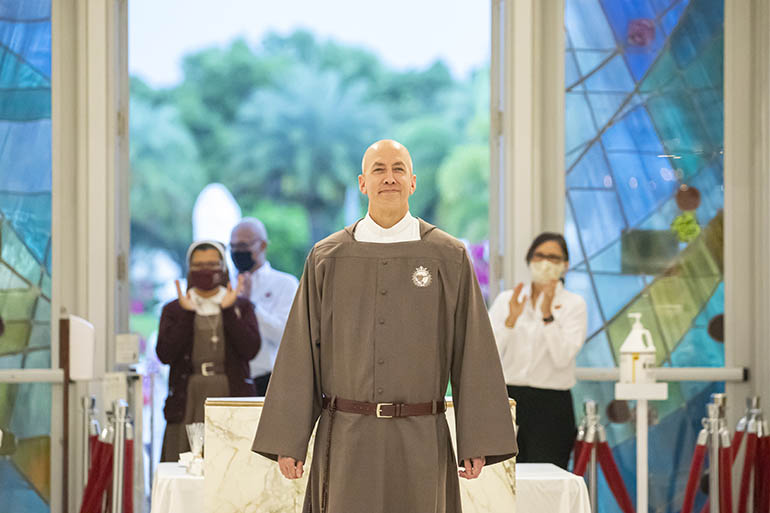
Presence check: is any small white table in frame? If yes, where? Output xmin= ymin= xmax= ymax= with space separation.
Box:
xmin=150 ymin=462 xmax=204 ymax=513
xmin=516 ymin=463 xmax=591 ymax=513
xmin=150 ymin=461 xmax=588 ymax=513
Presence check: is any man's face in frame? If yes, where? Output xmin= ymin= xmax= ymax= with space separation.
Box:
xmin=230 ymin=227 xmax=266 ymax=268
xmin=358 ymin=143 xmax=416 ymax=212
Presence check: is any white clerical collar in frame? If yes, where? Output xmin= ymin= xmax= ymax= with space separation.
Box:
xmin=354 ymin=211 xmax=421 ymax=243
xmin=189 ymin=286 xmax=227 ymax=316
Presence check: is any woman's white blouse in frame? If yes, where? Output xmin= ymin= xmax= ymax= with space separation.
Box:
xmin=489 ymin=282 xmax=587 ymax=390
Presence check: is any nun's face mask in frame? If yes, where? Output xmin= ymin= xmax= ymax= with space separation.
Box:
xmin=188 ymin=249 xmax=227 ymax=291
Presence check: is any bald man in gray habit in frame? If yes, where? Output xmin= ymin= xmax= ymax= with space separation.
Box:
xmin=252 ymin=139 xmax=517 ymax=513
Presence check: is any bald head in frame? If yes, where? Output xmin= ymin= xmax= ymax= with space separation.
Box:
xmin=230 ymin=217 xmax=269 ymax=272
xmin=232 ymin=217 xmax=268 ymax=242
xmin=361 ymin=139 xmax=413 ymax=175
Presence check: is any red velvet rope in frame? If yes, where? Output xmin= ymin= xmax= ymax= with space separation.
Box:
xmin=596 ymin=441 xmax=635 ymax=513
xmin=736 ymin=433 xmax=757 ymax=513
xmin=573 ymin=439 xmax=592 ymax=477
xmin=719 ymin=445 xmax=733 ymax=513
xmin=682 ymin=443 xmax=707 ymax=513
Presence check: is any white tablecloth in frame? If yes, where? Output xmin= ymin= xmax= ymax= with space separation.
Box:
xmin=150 ymin=461 xmax=588 ymax=513
xmin=516 ymin=463 xmax=591 ymax=513
xmin=150 ymin=462 xmax=204 ymax=513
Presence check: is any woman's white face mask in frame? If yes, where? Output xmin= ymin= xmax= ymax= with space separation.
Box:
xmin=529 ymin=260 xmax=566 ymax=284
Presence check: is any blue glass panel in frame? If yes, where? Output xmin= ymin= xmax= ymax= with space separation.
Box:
xmin=566 ymin=141 xmax=612 ymax=189
xmin=27 ymin=325 xmax=49 ymax=350
xmin=0 ymin=20 xmax=51 ymax=77
xmin=587 ymin=239 xmax=622 ymax=273
xmin=669 ymin=328 xmax=723 ymax=367
xmin=593 ymin=273 xmax=647 ymax=322
xmin=9 ymin=381 xmax=50 ymax=438
xmin=564 ymin=271 xmax=605 ymax=335
xmin=607 ymin=151 xmax=678 ymax=226
xmin=0 ymin=460 xmax=48 ymax=513
xmin=565 ymin=0 xmax=616 ymax=50
xmin=573 ymin=49 xmax=615 ymax=79
xmin=566 ymin=50 xmax=581 ymax=87
xmin=0 ymin=46 xmax=48 ymax=88
xmin=598 ymin=0 xmax=667 ymax=80
xmin=602 ymin=106 xmax=664 ymax=153
xmin=1 ymin=222 xmax=42 ymax=284
xmin=584 ymin=54 xmax=635 ymax=92
xmin=690 ymin=161 xmax=722 ymax=224
xmin=0 ymin=353 xmax=23 ymax=369
xmin=0 ymin=1 xmax=50 ymax=21
xmin=575 ymin=330 xmax=615 ymax=367
xmin=0 ymin=120 xmax=52 ymax=191
xmin=565 ymin=199 xmax=586 ymax=268
xmin=568 ymin=190 xmax=626 ymax=258
xmin=669 ymin=0 xmax=723 ymax=69
xmin=586 ymin=92 xmax=627 ymax=131
xmin=566 ymin=93 xmax=599 ymax=152
xmin=661 ymin=0 xmax=691 ymax=36
xmin=638 ymin=195 xmax=679 ymax=230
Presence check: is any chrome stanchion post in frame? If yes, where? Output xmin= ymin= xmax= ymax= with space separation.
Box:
xmin=708 ymin=393 xmax=728 ymax=512
xmin=585 ymin=400 xmax=599 ymax=513
xmin=111 ymin=400 xmax=128 ymax=513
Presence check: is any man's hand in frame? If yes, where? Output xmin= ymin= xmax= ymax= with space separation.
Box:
xmin=505 ymin=282 xmax=527 ymax=328
xmin=175 ymin=280 xmax=196 ymax=311
xmin=278 ymin=455 xmax=304 ymax=479
xmin=221 ymin=275 xmax=244 ymax=309
xmin=458 ymin=456 xmax=486 ymax=480
xmin=238 ymin=271 xmax=253 ymax=299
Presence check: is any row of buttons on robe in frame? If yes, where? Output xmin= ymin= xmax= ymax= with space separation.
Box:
xmin=377 ymin=260 xmax=389 ymax=395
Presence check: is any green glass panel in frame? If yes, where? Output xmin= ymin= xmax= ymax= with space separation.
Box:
xmin=0 ymin=383 xmax=17 ymax=427
xmin=12 ymin=435 xmax=51 ymax=504
xmin=0 ymin=288 xmax=38 ymax=321
xmin=0 ymin=321 xmax=30 ymax=356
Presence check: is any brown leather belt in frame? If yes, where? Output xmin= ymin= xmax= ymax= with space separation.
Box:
xmin=322 ymin=395 xmax=446 ymax=418
xmin=194 ymin=362 xmax=225 ymax=376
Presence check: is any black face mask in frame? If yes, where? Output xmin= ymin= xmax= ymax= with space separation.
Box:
xmin=231 ymin=251 xmax=256 ymax=273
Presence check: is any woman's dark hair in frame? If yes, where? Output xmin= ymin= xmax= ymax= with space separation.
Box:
xmin=525 ymin=232 xmax=569 ymax=263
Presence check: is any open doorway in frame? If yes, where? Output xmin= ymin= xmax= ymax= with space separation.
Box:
xmin=128 ymin=0 xmax=491 ymax=502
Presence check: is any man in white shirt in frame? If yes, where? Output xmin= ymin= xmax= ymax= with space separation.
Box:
xmin=230 ymin=218 xmax=299 ymax=396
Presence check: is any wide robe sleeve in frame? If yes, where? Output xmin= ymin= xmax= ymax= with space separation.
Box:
xmin=251 ymin=249 xmax=322 ymax=463
xmin=451 ymin=250 xmax=518 ymax=466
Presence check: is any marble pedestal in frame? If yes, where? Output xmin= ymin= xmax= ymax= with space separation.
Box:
xmin=204 ymin=397 xmax=516 ymax=513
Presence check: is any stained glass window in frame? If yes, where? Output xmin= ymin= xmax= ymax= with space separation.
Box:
xmin=0 ymin=1 xmax=53 ymax=511
xmin=565 ymin=0 xmax=723 ymax=511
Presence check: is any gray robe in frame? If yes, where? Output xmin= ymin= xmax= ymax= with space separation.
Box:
xmin=252 ymin=219 xmax=517 ymax=513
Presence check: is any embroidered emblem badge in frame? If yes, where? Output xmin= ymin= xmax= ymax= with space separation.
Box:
xmin=412 ymin=266 xmax=432 ymax=288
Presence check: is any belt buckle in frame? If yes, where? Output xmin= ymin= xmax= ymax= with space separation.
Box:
xmin=201 ymin=362 xmax=215 ymax=376
xmin=376 ymin=402 xmax=393 ymax=419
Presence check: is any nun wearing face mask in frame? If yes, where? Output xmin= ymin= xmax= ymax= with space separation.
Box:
xmin=488 ymin=232 xmax=587 ymax=469
xmin=156 ymin=240 xmax=261 ymax=462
